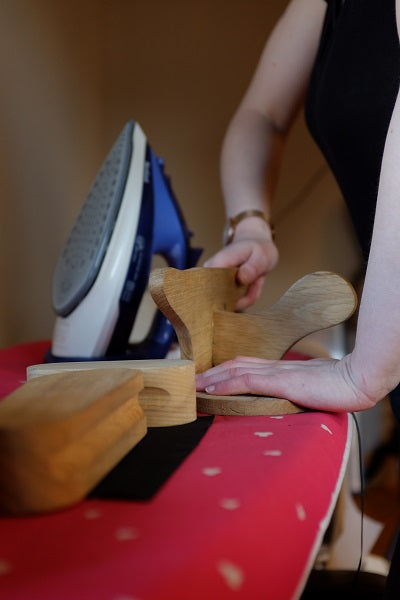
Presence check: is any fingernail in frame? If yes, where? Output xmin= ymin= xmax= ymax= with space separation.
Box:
xmin=205 ymin=385 xmax=215 ymax=393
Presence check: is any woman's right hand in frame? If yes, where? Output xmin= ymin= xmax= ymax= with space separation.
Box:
xmin=204 ymin=232 xmax=278 ymax=310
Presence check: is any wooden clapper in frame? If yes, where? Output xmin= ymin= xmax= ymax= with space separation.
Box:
xmin=149 ymin=267 xmax=357 ymax=416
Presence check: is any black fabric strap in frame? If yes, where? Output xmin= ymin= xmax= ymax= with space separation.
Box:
xmin=90 ymin=416 xmax=214 ymax=501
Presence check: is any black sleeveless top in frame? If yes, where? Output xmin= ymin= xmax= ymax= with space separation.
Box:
xmin=305 ymin=0 xmax=400 ymax=261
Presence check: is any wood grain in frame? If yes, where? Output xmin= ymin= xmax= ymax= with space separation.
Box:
xmin=197 ymin=392 xmax=304 ymax=416
xmin=213 ymin=271 xmax=357 ymax=363
xmin=149 ymin=267 xmax=244 ymax=372
xmin=28 ymin=359 xmax=196 ymax=427
xmin=0 ymin=369 xmax=146 ymax=514
xmin=150 ymin=268 xmax=357 ymax=417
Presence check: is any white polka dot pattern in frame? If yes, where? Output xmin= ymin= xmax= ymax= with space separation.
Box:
xmin=0 ymin=342 xmax=352 ymax=600
xmin=202 ymin=467 xmax=222 ymax=477
xmin=219 ymin=498 xmax=241 ymax=511
xmin=296 ymin=503 xmax=307 ymax=521
xmin=217 ymin=560 xmax=244 ymax=590
xmin=115 ymin=527 xmax=139 ymax=541
xmin=83 ymin=508 xmax=102 ymax=520
xmin=321 ymin=423 xmax=333 ymax=435
xmin=263 ymin=449 xmax=282 ymax=456
xmin=0 ymin=560 xmax=12 ymax=576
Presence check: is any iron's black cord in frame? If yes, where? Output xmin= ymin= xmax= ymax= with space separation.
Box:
xmin=351 ymin=412 xmax=365 ymax=588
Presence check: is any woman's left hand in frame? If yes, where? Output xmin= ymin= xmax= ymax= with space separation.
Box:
xmin=195 ymin=355 xmax=377 ymax=413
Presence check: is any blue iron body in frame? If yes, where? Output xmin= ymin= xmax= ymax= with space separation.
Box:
xmin=48 ymin=120 xmax=201 ymax=362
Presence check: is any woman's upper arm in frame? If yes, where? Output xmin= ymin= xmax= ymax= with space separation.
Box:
xmin=240 ymin=0 xmax=328 ymax=132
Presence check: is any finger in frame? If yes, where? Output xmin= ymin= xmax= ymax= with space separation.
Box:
xmin=236 ymin=276 xmax=265 ymax=310
xmin=196 ymin=357 xmax=271 ymax=380
xmin=198 ymin=356 xmax=317 ymax=381
xmin=202 ymin=372 xmax=284 ymax=397
xmin=199 ymin=356 xmax=276 ymax=376
xmin=234 ymin=241 xmax=278 ymax=285
xmin=195 ymin=360 xmax=278 ymax=391
xmin=203 ymin=245 xmax=252 ymax=269
xmin=195 ymin=358 xmax=326 ymax=392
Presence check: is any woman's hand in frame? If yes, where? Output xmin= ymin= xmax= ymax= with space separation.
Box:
xmin=204 ymin=235 xmax=278 ymax=310
xmin=195 ymin=354 xmax=378 ymax=413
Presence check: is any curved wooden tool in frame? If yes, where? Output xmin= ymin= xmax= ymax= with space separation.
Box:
xmin=212 ymin=271 xmax=357 ymax=364
xmin=150 ymin=268 xmax=357 ymax=416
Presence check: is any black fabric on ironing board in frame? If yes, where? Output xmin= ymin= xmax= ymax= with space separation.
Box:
xmin=90 ymin=416 xmax=214 ymax=501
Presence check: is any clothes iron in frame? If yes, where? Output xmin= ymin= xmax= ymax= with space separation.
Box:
xmin=47 ymin=120 xmax=201 ymax=362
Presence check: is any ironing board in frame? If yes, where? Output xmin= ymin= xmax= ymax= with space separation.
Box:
xmin=0 ymin=341 xmax=352 ymax=600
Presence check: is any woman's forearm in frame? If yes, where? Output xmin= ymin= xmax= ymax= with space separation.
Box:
xmin=220 ymin=0 xmax=327 ymax=223
xmin=204 ymin=0 xmax=328 ymax=309
xmin=220 ymin=107 xmax=284 ymax=221
xmin=347 ymin=91 xmax=400 ymax=403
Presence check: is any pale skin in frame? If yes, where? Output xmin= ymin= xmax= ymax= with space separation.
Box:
xmin=197 ymin=0 xmax=400 ymax=413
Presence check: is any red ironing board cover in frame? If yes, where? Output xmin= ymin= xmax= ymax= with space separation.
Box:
xmin=0 ymin=342 xmax=351 ymax=600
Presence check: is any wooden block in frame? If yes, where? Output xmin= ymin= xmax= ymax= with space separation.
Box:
xmin=197 ymin=392 xmax=304 ymax=416
xmin=149 ymin=267 xmax=244 ymax=372
xmin=213 ymin=271 xmax=357 ymax=363
xmin=27 ymin=359 xmax=196 ymax=427
xmin=0 ymin=369 xmax=146 ymax=514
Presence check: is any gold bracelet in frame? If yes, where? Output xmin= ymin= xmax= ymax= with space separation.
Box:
xmin=223 ymin=209 xmax=275 ymax=245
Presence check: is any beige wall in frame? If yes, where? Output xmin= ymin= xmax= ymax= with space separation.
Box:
xmin=0 ymin=0 xmax=362 ymax=349
xmin=0 ymin=0 xmax=106 ymax=346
